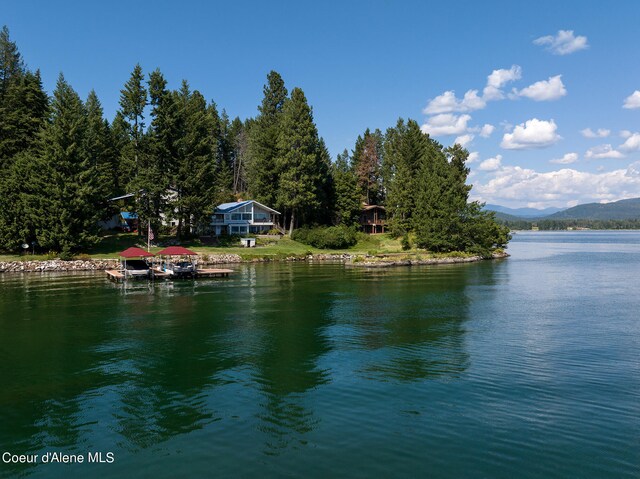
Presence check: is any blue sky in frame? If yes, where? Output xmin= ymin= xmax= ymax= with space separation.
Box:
xmin=4 ymin=0 xmax=640 ymax=208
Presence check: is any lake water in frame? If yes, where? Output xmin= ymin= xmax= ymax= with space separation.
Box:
xmin=0 ymin=231 xmax=639 ymax=478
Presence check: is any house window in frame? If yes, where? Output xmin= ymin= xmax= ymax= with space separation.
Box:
xmin=242 ymin=213 xmax=252 ymax=221
xmin=231 ymin=213 xmax=241 ymax=221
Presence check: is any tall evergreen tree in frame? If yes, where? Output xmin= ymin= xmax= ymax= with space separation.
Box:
xmin=0 ymin=29 xmax=48 ymax=252
xmin=29 ymin=75 xmax=101 ymax=252
xmin=276 ymin=87 xmax=323 ymax=234
xmin=0 ymin=70 xmax=48 ymax=164
xmin=229 ymin=116 xmax=247 ymax=194
xmin=118 ymin=64 xmax=147 ymax=176
xmin=332 ymin=149 xmax=361 ymax=227
xmin=173 ymin=83 xmax=216 ymax=236
xmin=0 ymin=26 xmax=23 ymax=102
xmin=110 ymin=111 xmax=131 ymax=194
xmin=246 ymin=71 xmax=288 ymax=208
xmin=352 ymin=129 xmax=384 ymax=205
xmin=384 ymin=119 xmax=426 ymax=236
xmin=85 ymin=90 xmax=115 ymax=217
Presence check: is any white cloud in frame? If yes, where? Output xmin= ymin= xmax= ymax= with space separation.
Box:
xmin=581 ymin=128 xmax=610 ymax=138
xmin=479 ymin=124 xmax=495 ymax=138
xmin=620 ymin=130 xmax=633 ymax=139
xmin=533 ymin=30 xmax=589 ymax=55
xmin=585 ymin=144 xmax=625 ymax=159
xmin=550 ymin=152 xmax=579 ymax=165
xmin=423 ymin=65 xmax=522 ymax=118
xmin=423 ymin=89 xmax=486 ymax=114
xmin=501 ymin=118 xmax=561 ymax=150
xmin=619 ymin=133 xmax=640 ymax=152
xmin=421 ymin=114 xmax=471 ymax=136
xmin=483 ymin=65 xmax=522 ymax=100
xmin=623 ymin=91 xmax=640 ymax=109
xmin=472 ymin=163 xmax=640 ymax=208
xmin=478 ymin=155 xmax=502 ymax=171
xmin=515 ymin=75 xmax=567 ymax=101
xmin=454 ymin=134 xmax=474 ymax=147
xmin=467 ymin=151 xmax=479 ymax=163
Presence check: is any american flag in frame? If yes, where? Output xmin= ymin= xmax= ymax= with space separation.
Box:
xmin=148 ymin=224 xmax=155 ymax=241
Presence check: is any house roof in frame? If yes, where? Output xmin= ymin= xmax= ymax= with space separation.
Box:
xmin=119 ymin=247 xmax=154 ymax=258
xmin=120 ymin=212 xmax=138 ymax=220
xmin=362 ymin=204 xmax=386 ymax=211
xmin=215 ymin=200 xmax=280 ymax=215
xmin=156 ymin=246 xmax=198 ymax=256
xmin=110 ymin=193 xmax=135 ymax=201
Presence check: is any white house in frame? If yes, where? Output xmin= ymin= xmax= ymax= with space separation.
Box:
xmin=211 ymin=200 xmax=281 ymax=236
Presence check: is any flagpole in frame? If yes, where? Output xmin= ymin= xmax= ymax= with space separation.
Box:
xmin=147 ymin=221 xmax=150 ymax=252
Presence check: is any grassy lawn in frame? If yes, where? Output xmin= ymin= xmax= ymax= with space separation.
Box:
xmin=0 ymin=233 xmax=405 ymax=261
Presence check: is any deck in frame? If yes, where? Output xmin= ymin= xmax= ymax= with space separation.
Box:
xmin=106 ymin=268 xmax=233 ymax=281
xmin=106 ymin=270 xmax=125 ymax=282
xmin=196 ymin=268 xmax=234 ymax=278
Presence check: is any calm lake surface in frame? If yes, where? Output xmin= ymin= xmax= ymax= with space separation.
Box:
xmin=1 ymin=231 xmax=639 ymax=478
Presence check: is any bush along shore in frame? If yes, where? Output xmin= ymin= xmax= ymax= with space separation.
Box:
xmin=0 ymin=251 xmax=508 ymax=273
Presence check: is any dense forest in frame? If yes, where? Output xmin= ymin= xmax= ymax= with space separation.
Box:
xmin=498 ymin=218 xmax=640 ymax=230
xmin=0 ymin=26 xmax=509 ymax=255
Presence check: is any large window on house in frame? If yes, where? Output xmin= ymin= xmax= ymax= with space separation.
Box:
xmin=231 ymin=213 xmax=241 ymax=221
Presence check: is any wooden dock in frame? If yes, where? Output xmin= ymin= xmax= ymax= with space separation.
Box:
xmin=106 ymin=268 xmax=233 ymax=282
xmin=196 ymin=268 xmax=234 ymax=278
xmin=150 ymin=268 xmax=171 ymax=279
xmin=106 ymin=270 xmax=125 ymax=282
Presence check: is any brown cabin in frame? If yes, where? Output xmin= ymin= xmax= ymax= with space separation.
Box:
xmin=360 ymin=205 xmax=386 ymax=234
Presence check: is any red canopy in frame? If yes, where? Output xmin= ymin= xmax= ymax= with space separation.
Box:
xmin=119 ymin=247 xmax=155 ymax=258
xmin=156 ymin=246 xmax=198 ymax=256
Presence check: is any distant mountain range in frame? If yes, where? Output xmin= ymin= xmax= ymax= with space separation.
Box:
xmin=485 ymin=197 xmax=640 ymax=221
xmin=484 ymin=204 xmax=566 ymax=218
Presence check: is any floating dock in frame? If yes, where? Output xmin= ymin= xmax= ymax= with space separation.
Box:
xmin=106 ymin=270 xmax=126 ymax=282
xmin=106 ymin=268 xmax=234 ymax=282
xmin=195 ymin=268 xmax=234 ymax=278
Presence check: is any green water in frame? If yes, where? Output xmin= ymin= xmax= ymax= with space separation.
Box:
xmin=1 ymin=231 xmax=639 ymax=478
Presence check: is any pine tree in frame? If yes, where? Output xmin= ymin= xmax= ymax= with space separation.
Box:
xmin=0 ymin=70 xmax=48 ymax=164
xmin=110 ymin=111 xmax=131 ymax=194
xmin=246 ymin=71 xmax=288 ymax=208
xmin=85 ymin=90 xmax=115 ymax=218
xmin=173 ymin=83 xmax=216 ymax=236
xmin=412 ymin=136 xmax=458 ymax=252
xmin=384 ymin=119 xmax=426 ymax=236
xmin=0 ymin=26 xmax=23 ymax=102
xmin=118 ymin=64 xmax=147 ymax=177
xmin=229 ymin=116 xmax=247 ymax=194
xmin=276 ymin=87 xmax=323 ymax=234
xmin=332 ymin=150 xmax=361 ymax=227
xmin=29 ymin=75 xmax=101 ymax=253
xmin=352 ymin=129 xmax=384 ymax=205
xmin=0 ymin=28 xmax=48 ymax=251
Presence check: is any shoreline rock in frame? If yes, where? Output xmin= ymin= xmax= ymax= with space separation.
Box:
xmin=0 ymin=251 xmax=508 ymax=274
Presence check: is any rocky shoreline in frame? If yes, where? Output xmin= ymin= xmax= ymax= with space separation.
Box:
xmin=0 ymin=252 xmax=507 ymax=273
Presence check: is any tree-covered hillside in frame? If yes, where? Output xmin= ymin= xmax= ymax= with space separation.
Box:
xmin=546 ymin=198 xmax=640 ymax=220
xmin=0 ymin=26 xmax=509 ymax=256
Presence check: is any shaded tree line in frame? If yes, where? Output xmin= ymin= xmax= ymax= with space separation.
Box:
xmin=499 ymin=218 xmax=640 ymax=230
xmin=0 ymin=26 xmax=508 ymax=255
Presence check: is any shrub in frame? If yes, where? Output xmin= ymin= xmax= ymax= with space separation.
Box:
xmin=401 ymin=233 xmax=411 ymax=251
xmin=217 ymin=234 xmax=241 ymax=247
xmin=292 ymin=225 xmax=358 ymax=249
xmin=59 ymin=250 xmax=74 ymax=261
